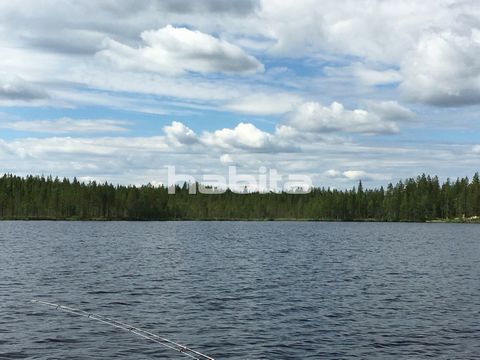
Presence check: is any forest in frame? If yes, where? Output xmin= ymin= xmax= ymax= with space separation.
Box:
xmin=0 ymin=173 xmax=479 ymax=222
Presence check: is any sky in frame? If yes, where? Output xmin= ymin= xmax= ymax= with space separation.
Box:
xmin=1 ymin=0 xmax=480 ymax=188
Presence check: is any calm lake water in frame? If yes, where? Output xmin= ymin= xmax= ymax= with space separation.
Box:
xmin=1 ymin=221 xmax=479 ymax=359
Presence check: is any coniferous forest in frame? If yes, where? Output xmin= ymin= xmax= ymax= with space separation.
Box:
xmin=0 ymin=173 xmax=479 ymax=222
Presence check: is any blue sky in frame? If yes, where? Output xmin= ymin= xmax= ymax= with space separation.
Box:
xmin=1 ymin=0 xmax=480 ymax=188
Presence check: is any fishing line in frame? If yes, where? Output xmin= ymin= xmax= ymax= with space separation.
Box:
xmin=30 ymin=299 xmax=215 ymax=360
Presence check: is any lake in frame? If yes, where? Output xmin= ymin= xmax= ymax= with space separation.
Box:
xmin=1 ymin=221 xmax=479 ymax=359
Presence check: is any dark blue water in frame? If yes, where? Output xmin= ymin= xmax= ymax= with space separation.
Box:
xmin=1 ymin=221 xmax=479 ymax=359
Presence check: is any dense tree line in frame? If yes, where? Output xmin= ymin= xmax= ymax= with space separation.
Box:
xmin=0 ymin=173 xmax=479 ymax=221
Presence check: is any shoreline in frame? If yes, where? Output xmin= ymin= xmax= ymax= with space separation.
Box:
xmin=1 ymin=217 xmax=479 ymax=223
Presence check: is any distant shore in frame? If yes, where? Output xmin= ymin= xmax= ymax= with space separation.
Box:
xmin=426 ymin=216 xmax=480 ymax=223
xmin=2 ymin=173 xmax=480 ymax=222
xmin=1 ymin=217 xmax=479 ymax=223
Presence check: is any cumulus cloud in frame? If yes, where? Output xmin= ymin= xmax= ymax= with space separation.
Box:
xmin=0 ymin=74 xmax=49 ymax=101
xmin=200 ymin=122 xmax=296 ymax=152
xmin=285 ymin=101 xmax=413 ymax=135
xmin=0 ymin=117 xmax=129 ymax=134
xmin=97 ymin=25 xmax=264 ymax=75
xmin=326 ymin=169 xmax=390 ymax=181
xmin=201 ymin=122 xmax=275 ymax=151
xmin=162 ymin=120 xmax=299 ymax=153
xmin=257 ymin=1 xmax=480 ymax=106
xmin=400 ymin=30 xmax=480 ymax=106
xmin=163 ymin=121 xmax=198 ymax=145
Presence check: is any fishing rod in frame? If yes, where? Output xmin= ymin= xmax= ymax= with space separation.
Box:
xmin=30 ymin=299 xmax=215 ymax=360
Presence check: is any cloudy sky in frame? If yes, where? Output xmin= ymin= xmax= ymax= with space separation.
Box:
xmin=1 ymin=0 xmax=480 ymax=188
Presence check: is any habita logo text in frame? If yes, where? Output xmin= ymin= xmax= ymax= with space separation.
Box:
xmin=167 ymin=166 xmax=312 ymax=194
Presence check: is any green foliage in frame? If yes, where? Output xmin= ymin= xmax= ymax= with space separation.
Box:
xmin=0 ymin=173 xmax=479 ymax=221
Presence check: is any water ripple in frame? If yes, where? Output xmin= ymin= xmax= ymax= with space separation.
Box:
xmin=0 ymin=221 xmax=479 ymax=359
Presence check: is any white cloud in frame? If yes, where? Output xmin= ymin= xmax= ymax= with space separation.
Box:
xmin=4 ymin=136 xmax=169 ymax=158
xmin=1 ymin=0 xmax=480 ymax=188
xmin=97 ymin=25 xmax=264 ymax=75
xmin=200 ymin=122 xmax=277 ymax=151
xmin=223 ymin=92 xmax=303 ymax=115
xmin=65 ymin=69 xmax=244 ymax=102
xmin=257 ymin=1 xmax=480 ymax=106
xmin=153 ymin=0 xmax=260 ymax=15
xmin=274 ymin=124 xmax=300 ymax=140
xmin=366 ymin=101 xmax=415 ymax=122
xmin=163 ymin=121 xmax=198 ymax=145
xmin=285 ymin=101 xmax=414 ymax=135
xmin=352 ymin=64 xmax=402 ymax=86
xmin=60 ymin=68 xmax=305 ymax=116
xmin=325 ymin=169 xmax=342 ymax=178
xmin=258 ymin=0 xmax=436 ymax=62
xmin=0 ymin=128 xmax=475 ymax=188
xmin=220 ymin=153 xmax=234 ymax=164
xmin=0 ymin=74 xmax=49 ymax=101
xmin=2 ymin=0 xmax=480 ymax=109
xmin=0 ymin=118 xmax=130 ymax=134
xmin=326 ymin=169 xmax=390 ymax=182
xmin=400 ymin=29 xmax=480 ymax=106
xmin=343 ymin=170 xmax=384 ymax=181
xmin=144 ymin=120 xmax=300 ymax=154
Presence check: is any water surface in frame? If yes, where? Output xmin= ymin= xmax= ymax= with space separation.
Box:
xmin=1 ymin=221 xmax=479 ymax=359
